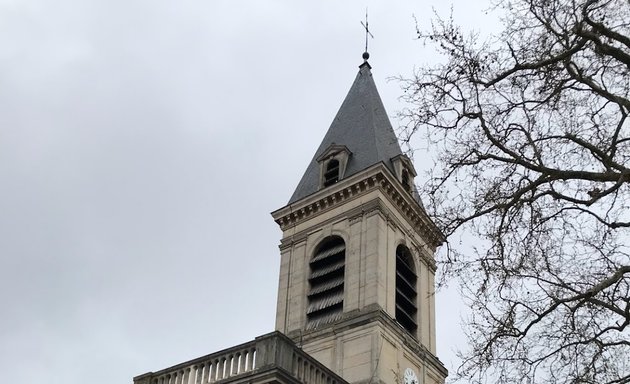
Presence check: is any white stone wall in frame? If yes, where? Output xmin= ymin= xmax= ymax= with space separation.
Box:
xmin=300 ymin=320 xmax=445 ymax=384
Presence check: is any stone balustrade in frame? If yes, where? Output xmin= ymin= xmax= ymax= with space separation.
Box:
xmin=134 ymin=332 xmax=347 ymax=384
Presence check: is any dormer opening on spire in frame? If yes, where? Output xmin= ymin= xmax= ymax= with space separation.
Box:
xmin=401 ymin=169 xmax=411 ymax=193
xmin=324 ymin=159 xmax=340 ymax=186
xmin=391 ymin=154 xmax=418 ymax=195
xmin=316 ymin=144 xmax=351 ymax=190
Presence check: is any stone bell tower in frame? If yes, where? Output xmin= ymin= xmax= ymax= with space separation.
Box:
xmin=271 ymin=56 xmax=448 ymax=384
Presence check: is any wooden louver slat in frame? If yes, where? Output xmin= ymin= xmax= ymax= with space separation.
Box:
xmin=311 ymin=243 xmax=346 ymax=263
xmin=308 ymin=275 xmax=345 ymax=296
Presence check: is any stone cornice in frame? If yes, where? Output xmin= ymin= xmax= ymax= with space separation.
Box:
xmin=271 ymin=163 xmax=445 ymax=249
xmin=276 ymin=198 xmax=437 ymax=271
xmin=277 ymin=198 xmax=383 ymax=250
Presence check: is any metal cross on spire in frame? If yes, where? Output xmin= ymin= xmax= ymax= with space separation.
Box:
xmin=360 ymin=8 xmax=374 ymax=61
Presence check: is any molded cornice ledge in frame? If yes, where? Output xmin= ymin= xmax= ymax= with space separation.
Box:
xmin=271 ymin=162 xmax=445 ymax=249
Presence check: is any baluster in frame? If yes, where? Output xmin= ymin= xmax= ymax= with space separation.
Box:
xmin=236 ymin=353 xmax=241 ymax=374
xmin=210 ymin=361 xmax=216 ymax=383
xmin=220 ymin=357 xmax=227 ymax=380
xmin=242 ymin=351 xmax=249 ymax=372
xmin=199 ymin=363 xmax=207 ymax=384
xmin=242 ymin=351 xmax=248 ymax=372
xmin=249 ymin=348 xmax=256 ymax=370
xmin=237 ymin=353 xmax=243 ymax=374
xmin=206 ymin=362 xmax=212 ymax=383
xmin=187 ymin=366 xmax=193 ymax=384
xmin=211 ymin=359 xmax=219 ymax=382
xmin=224 ymin=356 xmax=229 ymax=379
xmin=183 ymin=368 xmax=190 ymax=384
xmin=230 ymin=354 xmax=237 ymax=376
xmin=202 ymin=361 xmax=211 ymax=384
xmin=192 ymin=367 xmax=198 ymax=384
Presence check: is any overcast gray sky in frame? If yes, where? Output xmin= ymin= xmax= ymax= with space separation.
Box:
xmin=0 ymin=1 xmax=495 ymax=383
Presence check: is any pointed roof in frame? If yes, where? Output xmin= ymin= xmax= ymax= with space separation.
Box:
xmin=288 ymin=61 xmax=404 ymax=203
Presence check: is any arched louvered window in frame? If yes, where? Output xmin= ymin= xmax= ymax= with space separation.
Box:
xmin=395 ymin=245 xmax=417 ymax=334
xmin=307 ymin=236 xmax=345 ymax=329
xmin=323 ymin=159 xmax=340 ymax=187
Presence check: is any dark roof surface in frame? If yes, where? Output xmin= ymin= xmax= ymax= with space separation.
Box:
xmin=288 ymin=62 xmax=403 ymax=204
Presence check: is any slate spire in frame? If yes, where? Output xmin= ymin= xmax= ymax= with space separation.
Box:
xmin=288 ymin=60 xmax=404 ymax=203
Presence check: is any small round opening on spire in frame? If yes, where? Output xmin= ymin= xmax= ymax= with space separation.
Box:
xmin=362 ymin=51 xmax=370 ymax=61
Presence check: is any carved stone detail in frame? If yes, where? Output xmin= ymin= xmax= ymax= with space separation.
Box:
xmin=274 ymin=167 xmax=444 ymax=249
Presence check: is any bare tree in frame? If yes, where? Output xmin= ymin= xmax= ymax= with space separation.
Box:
xmin=399 ymin=0 xmax=630 ymax=383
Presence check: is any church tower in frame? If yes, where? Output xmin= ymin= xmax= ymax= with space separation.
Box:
xmin=271 ymin=56 xmax=448 ymax=384
xmin=133 ymin=53 xmax=448 ymax=384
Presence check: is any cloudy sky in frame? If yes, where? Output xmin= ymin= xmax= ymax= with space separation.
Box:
xmin=0 ymin=1 xmax=496 ymax=383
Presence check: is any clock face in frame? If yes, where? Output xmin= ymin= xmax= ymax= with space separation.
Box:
xmin=403 ymin=368 xmax=418 ymax=384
